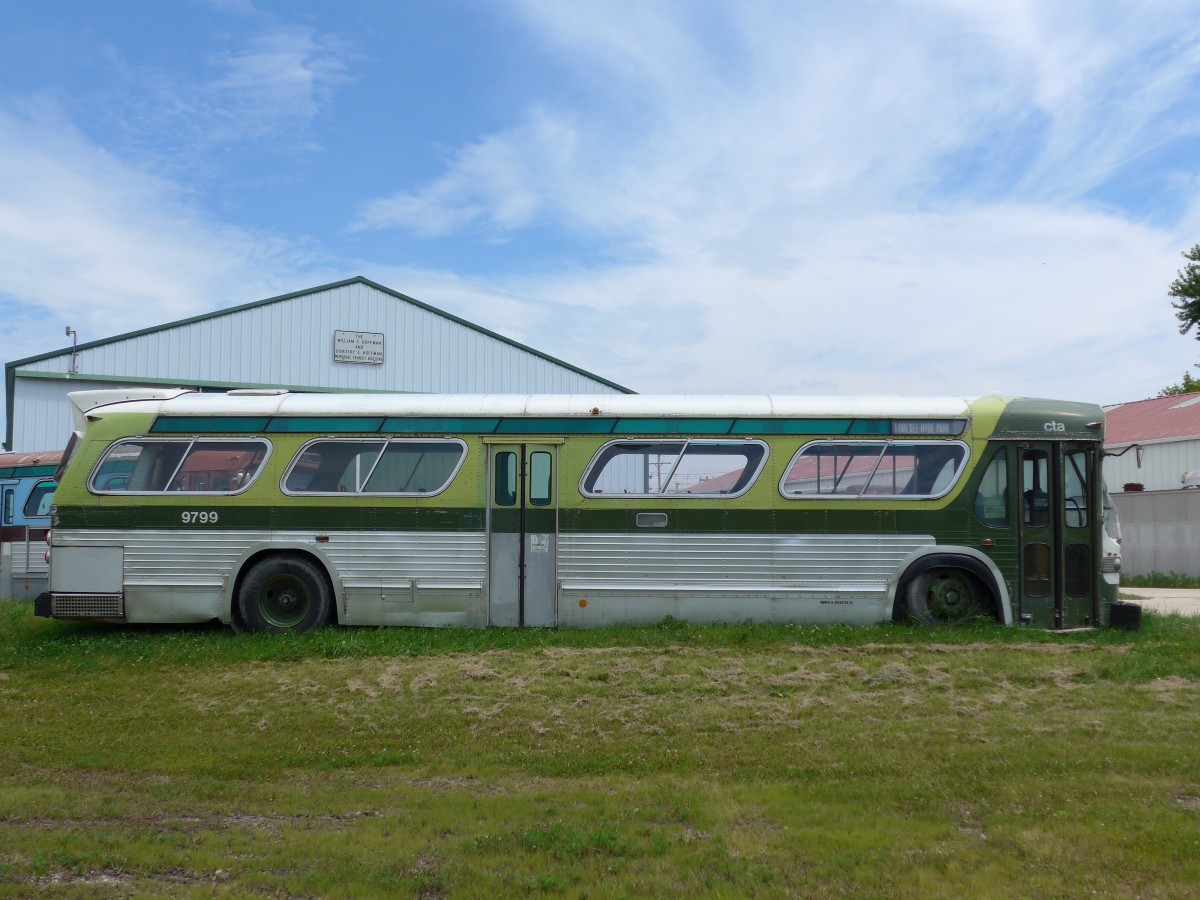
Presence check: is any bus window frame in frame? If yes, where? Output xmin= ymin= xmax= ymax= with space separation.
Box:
xmin=280 ymin=437 xmax=469 ymax=498
xmin=88 ymin=437 xmax=273 ymax=496
xmin=578 ymin=438 xmax=770 ymax=499
xmin=22 ymin=479 xmax=57 ymax=520
xmin=779 ymin=439 xmax=971 ymax=500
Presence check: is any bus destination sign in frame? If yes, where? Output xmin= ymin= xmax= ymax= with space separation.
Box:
xmin=333 ymin=330 xmax=385 ymax=365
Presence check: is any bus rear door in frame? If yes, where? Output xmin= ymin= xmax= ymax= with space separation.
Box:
xmin=487 ymin=443 xmax=559 ymax=627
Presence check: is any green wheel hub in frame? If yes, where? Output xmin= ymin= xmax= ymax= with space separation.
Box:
xmin=256 ymin=573 xmax=311 ymax=629
xmin=924 ymin=571 xmax=980 ymax=623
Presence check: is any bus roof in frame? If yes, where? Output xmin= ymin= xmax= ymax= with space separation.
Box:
xmin=74 ymin=389 xmax=985 ymax=420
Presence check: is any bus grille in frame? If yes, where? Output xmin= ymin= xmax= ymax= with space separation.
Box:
xmin=52 ymin=593 xmax=124 ymax=618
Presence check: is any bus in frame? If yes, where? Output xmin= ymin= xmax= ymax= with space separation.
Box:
xmin=1 ymin=450 xmax=60 ymax=600
xmin=35 ymin=388 xmax=1121 ymax=631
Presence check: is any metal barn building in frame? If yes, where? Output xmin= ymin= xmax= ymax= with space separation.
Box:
xmin=4 ymin=277 xmax=632 ymax=452
xmin=1103 ymin=392 xmax=1200 ymax=577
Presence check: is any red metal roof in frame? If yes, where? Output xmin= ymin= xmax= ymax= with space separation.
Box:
xmin=1103 ymin=392 xmax=1200 ymax=444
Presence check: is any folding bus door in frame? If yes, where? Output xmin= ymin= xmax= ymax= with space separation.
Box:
xmin=487 ymin=443 xmax=559 ymax=627
xmin=1018 ymin=442 xmax=1098 ymax=628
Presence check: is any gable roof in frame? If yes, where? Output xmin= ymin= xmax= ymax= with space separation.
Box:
xmin=6 ymin=275 xmax=633 ymax=393
xmin=1103 ymin=392 xmax=1200 ymax=445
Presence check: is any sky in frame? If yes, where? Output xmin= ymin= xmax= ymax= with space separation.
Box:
xmin=3 ymin=0 xmax=1200 ymax=420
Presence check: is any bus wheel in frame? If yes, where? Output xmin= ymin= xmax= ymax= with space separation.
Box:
xmin=238 ymin=555 xmax=331 ymax=633
xmin=905 ymin=568 xmax=983 ymax=626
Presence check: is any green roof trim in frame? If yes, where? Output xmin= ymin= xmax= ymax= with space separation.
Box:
xmin=4 ymin=275 xmax=635 ymax=449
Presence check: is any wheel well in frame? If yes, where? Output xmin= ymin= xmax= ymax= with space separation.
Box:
xmin=895 ymin=554 xmax=1003 ymax=623
xmin=231 ymin=549 xmax=338 ymax=628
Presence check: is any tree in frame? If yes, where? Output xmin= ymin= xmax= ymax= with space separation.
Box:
xmin=1169 ymin=243 xmax=1200 ymax=337
xmin=1157 ymin=371 xmax=1200 ymax=397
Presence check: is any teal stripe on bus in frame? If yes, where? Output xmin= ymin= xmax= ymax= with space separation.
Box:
xmin=151 ymin=417 xmax=270 ymax=433
xmin=149 ymin=415 xmax=931 ymax=437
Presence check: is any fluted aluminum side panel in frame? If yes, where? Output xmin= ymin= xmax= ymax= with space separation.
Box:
xmin=53 ymin=529 xmax=486 ymax=625
xmin=6 ymin=537 xmax=48 ymax=574
xmin=55 ymin=529 xmax=486 ymax=581
xmin=558 ymin=533 xmax=934 ymax=583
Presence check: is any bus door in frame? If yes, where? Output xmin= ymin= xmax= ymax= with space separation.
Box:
xmin=487 ymin=443 xmax=559 ymax=627
xmin=1 ymin=479 xmax=17 ymax=543
xmin=1018 ymin=442 xmax=1098 ymax=628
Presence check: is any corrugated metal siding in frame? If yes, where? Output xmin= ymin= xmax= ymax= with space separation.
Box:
xmin=1104 ymin=437 xmax=1200 ymax=492
xmin=20 ymin=282 xmax=619 ymax=394
xmin=9 ymin=281 xmax=628 ymax=450
xmin=1111 ymin=489 xmax=1200 ymax=577
xmin=12 ymin=378 xmax=144 ymax=453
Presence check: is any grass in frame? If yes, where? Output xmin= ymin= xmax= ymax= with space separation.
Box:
xmin=1123 ymin=571 xmax=1200 ymax=589
xmin=1 ymin=600 xmax=1199 ymax=896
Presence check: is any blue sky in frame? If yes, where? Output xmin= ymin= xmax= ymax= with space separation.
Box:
xmin=3 ymin=1 xmax=1200 ymax=422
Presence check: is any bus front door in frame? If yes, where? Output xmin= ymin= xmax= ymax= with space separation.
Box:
xmin=487 ymin=443 xmax=559 ymax=627
xmin=1018 ymin=442 xmax=1098 ymax=628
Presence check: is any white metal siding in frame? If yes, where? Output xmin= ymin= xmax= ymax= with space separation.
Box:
xmin=8 ymin=281 xmax=626 ymax=451
xmin=1104 ymin=437 xmax=1200 ymax=493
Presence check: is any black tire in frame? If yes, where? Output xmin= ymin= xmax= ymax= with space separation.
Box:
xmin=905 ymin=567 xmax=986 ymax=626
xmin=238 ymin=554 xmax=332 ymax=633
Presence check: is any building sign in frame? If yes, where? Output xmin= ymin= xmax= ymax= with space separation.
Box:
xmin=333 ymin=330 xmax=385 ymax=365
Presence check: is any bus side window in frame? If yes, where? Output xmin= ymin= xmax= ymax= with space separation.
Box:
xmin=24 ymin=481 xmax=56 ymax=518
xmin=2 ymin=488 xmax=12 ymax=525
xmin=973 ymin=447 xmax=1008 ymax=527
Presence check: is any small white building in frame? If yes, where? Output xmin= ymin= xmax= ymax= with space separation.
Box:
xmin=1103 ymin=392 xmax=1200 ymax=493
xmin=4 ymin=277 xmax=632 ymax=451
xmin=1103 ymin=391 xmax=1200 ymax=577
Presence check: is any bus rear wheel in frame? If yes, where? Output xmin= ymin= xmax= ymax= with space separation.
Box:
xmin=238 ymin=555 xmax=332 ymax=633
xmin=905 ymin=568 xmax=985 ymax=626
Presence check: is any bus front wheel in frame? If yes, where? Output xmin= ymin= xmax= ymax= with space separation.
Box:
xmin=905 ymin=568 xmax=985 ymax=626
xmin=238 ymin=555 xmax=332 ymax=633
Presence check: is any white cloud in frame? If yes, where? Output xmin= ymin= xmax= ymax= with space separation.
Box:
xmin=205 ymin=25 xmax=353 ymax=142
xmin=0 ymin=104 xmax=308 ymax=349
xmin=347 ymin=0 xmax=1200 ymax=404
xmin=353 ymin=110 xmax=580 ymax=236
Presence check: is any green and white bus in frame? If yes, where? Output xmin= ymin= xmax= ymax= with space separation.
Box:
xmin=36 ymin=388 xmax=1120 ymax=631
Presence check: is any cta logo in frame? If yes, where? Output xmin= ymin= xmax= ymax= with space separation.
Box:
xmin=1044 ymin=420 xmax=1066 ymax=432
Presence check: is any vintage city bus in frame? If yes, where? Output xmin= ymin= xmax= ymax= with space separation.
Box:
xmin=36 ymin=388 xmax=1120 ymax=631
xmin=1 ymin=449 xmax=60 ymax=600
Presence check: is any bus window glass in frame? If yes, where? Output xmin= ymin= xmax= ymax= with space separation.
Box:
xmin=1022 ymin=451 xmax=1049 ymax=526
xmin=1063 ymin=450 xmax=1088 ymax=528
xmin=673 ymin=443 xmax=766 ymax=495
xmin=2 ymin=488 xmax=12 ymax=525
xmin=171 ymin=442 xmax=269 ymax=492
xmin=782 ymin=442 xmax=967 ymax=498
xmin=495 ymin=452 xmax=517 ymax=506
xmin=973 ymin=448 xmax=1009 ymax=526
xmin=581 ymin=441 xmax=766 ymax=497
xmin=362 ymin=441 xmax=465 ymax=494
xmin=1065 ymin=543 xmax=1091 ymax=597
xmin=1024 ymin=543 xmax=1051 ymax=597
xmin=584 ymin=442 xmax=683 ymax=495
xmin=91 ymin=441 xmax=189 ymax=492
xmin=529 ymin=451 xmax=552 ymax=506
xmin=285 ymin=441 xmax=384 ymax=493
xmin=23 ymin=481 xmax=56 ymax=518
xmin=92 ymin=440 xmax=268 ymax=493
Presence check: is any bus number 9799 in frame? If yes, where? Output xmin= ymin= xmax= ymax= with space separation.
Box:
xmin=181 ymin=511 xmax=219 ymax=525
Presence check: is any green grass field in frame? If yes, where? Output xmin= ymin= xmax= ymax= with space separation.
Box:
xmin=1 ymin=602 xmax=1198 ymax=897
